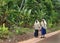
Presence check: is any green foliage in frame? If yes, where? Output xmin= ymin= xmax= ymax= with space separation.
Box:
xmin=0 ymin=0 xmax=60 ymax=28
xmin=15 ymin=28 xmax=24 ymax=35
xmin=0 ymin=23 xmax=9 ymax=38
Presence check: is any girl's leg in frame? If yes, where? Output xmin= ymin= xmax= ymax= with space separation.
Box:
xmin=41 ymin=35 xmax=45 ymax=38
xmin=43 ymin=35 xmax=45 ymax=38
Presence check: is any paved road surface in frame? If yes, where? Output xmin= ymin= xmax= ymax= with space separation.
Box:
xmin=38 ymin=33 xmax=60 ymax=43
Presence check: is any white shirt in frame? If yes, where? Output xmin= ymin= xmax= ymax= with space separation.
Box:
xmin=34 ymin=21 xmax=40 ymax=30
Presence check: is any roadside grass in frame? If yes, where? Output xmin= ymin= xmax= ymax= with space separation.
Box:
xmin=14 ymin=27 xmax=34 ymax=35
xmin=15 ymin=26 xmax=60 ymax=35
xmin=47 ymin=26 xmax=60 ymax=33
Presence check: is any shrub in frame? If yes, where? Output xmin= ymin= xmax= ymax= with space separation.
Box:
xmin=0 ymin=23 xmax=9 ymax=39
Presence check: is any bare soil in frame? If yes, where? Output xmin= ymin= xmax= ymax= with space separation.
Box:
xmin=0 ymin=33 xmax=34 ymax=43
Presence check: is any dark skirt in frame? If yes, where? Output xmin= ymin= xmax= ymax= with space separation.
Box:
xmin=41 ymin=27 xmax=46 ymax=35
xmin=34 ymin=30 xmax=38 ymax=37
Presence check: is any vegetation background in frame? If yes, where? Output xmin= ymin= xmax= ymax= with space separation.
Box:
xmin=0 ymin=0 xmax=60 ymax=43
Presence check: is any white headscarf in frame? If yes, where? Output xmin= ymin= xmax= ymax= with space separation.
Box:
xmin=42 ymin=19 xmax=47 ymax=25
xmin=34 ymin=20 xmax=39 ymax=25
xmin=41 ymin=19 xmax=47 ymax=29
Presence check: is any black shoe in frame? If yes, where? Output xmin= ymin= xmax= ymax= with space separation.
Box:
xmin=35 ymin=36 xmax=38 ymax=38
xmin=41 ymin=36 xmax=45 ymax=38
xmin=41 ymin=37 xmax=43 ymax=38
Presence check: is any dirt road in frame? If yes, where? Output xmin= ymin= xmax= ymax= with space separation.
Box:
xmin=18 ymin=30 xmax=60 ymax=43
